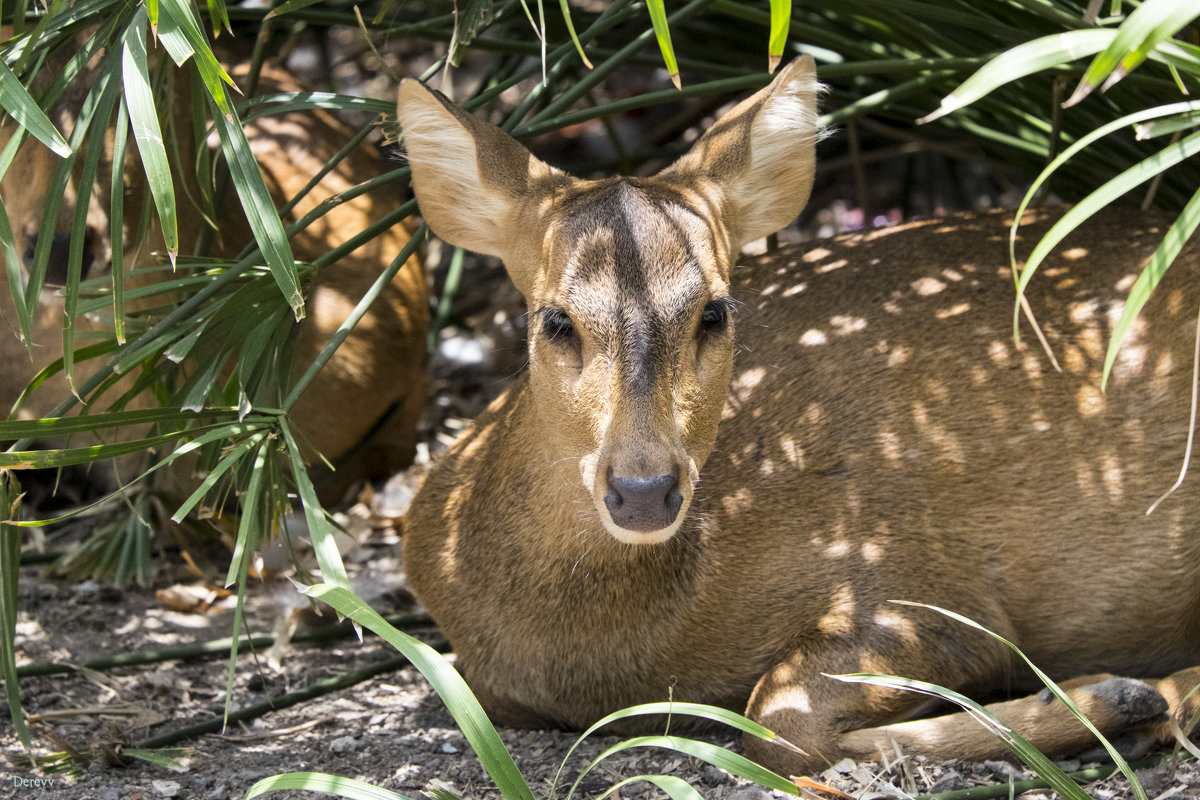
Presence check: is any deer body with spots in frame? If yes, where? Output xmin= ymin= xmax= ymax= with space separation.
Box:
xmin=397 ymin=58 xmax=1200 ymax=773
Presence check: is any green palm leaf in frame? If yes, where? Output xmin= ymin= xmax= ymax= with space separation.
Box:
xmin=0 ymin=60 xmax=69 ymax=156
xmin=121 ymin=9 xmax=179 ymax=263
xmin=1068 ymin=0 xmax=1200 ymax=105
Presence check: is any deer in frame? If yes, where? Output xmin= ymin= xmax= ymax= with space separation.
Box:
xmin=395 ymin=56 xmax=1200 ymax=775
xmin=1 ymin=56 xmax=429 ymax=502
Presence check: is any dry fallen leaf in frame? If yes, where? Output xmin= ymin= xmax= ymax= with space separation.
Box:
xmin=155 ymin=584 xmax=231 ymax=614
xmin=792 ymin=775 xmax=855 ymax=800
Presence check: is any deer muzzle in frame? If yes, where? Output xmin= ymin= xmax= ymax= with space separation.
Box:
xmin=604 ymin=468 xmax=684 ymax=533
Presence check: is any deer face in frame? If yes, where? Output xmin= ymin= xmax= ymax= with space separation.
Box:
xmin=397 ymin=57 xmax=819 ymax=543
xmin=525 ymin=179 xmax=736 ymax=541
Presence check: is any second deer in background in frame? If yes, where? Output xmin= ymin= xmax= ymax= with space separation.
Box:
xmin=0 ymin=60 xmax=429 ymax=504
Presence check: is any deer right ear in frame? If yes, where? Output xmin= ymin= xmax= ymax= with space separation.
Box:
xmin=658 ymin=56 xmax=821 ymax=250
xmin=396 ymin=80 xmax=565 ymax=288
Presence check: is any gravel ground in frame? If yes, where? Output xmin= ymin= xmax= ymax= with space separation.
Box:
xmin=4 ymin=551 xmax=1198 ymax=800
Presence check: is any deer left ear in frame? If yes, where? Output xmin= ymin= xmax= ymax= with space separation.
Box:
xmin=658 ymin=56 xmax=821 ymax=250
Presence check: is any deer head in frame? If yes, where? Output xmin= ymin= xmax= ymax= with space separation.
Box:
xmin=397 ymin=58 xmax=820 ymax=544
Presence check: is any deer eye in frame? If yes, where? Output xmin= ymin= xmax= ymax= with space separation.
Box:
xmin=540 ymin=307 xmax=578 ymax=345
xmin=700 ymin=298 xmax=734 ymax=335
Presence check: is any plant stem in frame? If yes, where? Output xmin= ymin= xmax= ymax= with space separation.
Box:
xmin=130 ymin=648 xmax=446 ymax=750
xmin=14 ymin=611 xmax=436 ymax=678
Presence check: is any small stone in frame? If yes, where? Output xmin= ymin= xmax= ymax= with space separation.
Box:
xmin=926 ymin=769 xmax=966 ymax=793
xmin=982 ymin=760 xmax=1025 ymax=780
xmin=152 ymin=779 xmax=182 ymax=797
xmin=850 ymin=768 xmax=878 ymax=785
xmin=726 ymin=786 xmax=774 ymax=800
xmin=822 ymin=757 xmax=857 ymax=782
xmin=441 ymin=741 xmax=459 ymax=754
xmin=330 ymin=735 xmax=361 ymax=755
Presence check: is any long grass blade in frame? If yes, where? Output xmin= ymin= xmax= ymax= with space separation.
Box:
xmin=280 ymin=420 xmax=350 ymax=590
xmin=0 ymin=406 xmax=250 ymax=439
xmin=558 ymin=0 xmax=594 ymax=69
xmin=24 ymin=90 xmax=92 ymax=321
xmin=263 ymin=0 xmax=330 ymax=20
xmin=1068 ymin=0 xmax=1200 ymax=105
xmin=576 ymin=701 xmax=785 ymax=747
xmin=1007 ymin=99 xmax=1200 ymax=271
xmin=0 ymin=470 xmax=30 ymax=755
xmin=1137 ymin=110 xmax=1200 ymax=139
xmin=63 ymin=61 xmax=121 ymax=397
xmin=0 ymin=407 xmax=253 ymax=443
xmin=208 ymin=103 xmax=304 ymax=319
xmin=1102 ymin=183 xmax=1200 ymax=388
xmin=0 ymin=132 xmax=31 ymax=346
xmin=0 ymin=428 xmax=216 ymax=470
xmin=549 ymin=700 xmax=802 ymax=800
xmin=1147 ymin=303 xmax=1200 ymax=516
xmin=606 ymin=775 xmax=704 ymax=800
xmin=830 ymin=673 xmax=1095 ymax=800
xmin=300 ymin=584 xmax=536 ymax=800
xmin=222 ymin=440 xmax=267 ymax=727
xmin=646 ymin=0 xmax=680 ymax=89
xmin=109 ymin=96 xmax=131 ymax=344
xmin=566 ymin=735 xmax=797 ymax=800
xmin=887 ymin=601 xmax=1148 ymax=800
xmin=920 ymin=29 xmax=1115 ymax=124
xmin=1013 ymin=128 xmax=1200 ymax=323
xmin=244 ymin=771 xmax=418 ymax=799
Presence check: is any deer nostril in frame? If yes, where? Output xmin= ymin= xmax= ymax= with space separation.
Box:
xmin=605 ymin=470 xmax=683 ymax=533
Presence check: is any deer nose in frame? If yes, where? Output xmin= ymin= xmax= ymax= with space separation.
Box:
xmin=604 ymin=470 xmax=684 ymax=533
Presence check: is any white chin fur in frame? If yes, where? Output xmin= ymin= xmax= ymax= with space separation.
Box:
xmin=600 ymin=514 xmax=683 ymax=546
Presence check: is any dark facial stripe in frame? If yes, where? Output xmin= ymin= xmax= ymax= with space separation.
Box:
xmin=558 ymin=180 xmax=709 ymax=400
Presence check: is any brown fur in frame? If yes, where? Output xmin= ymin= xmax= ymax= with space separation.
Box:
xmin=397 ymin=58 xmax=1200 ymax=774
xmin=1 ymin=57 xmax=428 ymax=501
